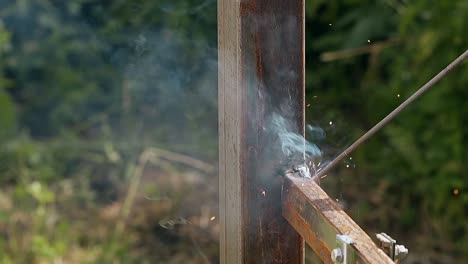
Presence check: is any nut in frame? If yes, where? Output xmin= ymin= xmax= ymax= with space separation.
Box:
xmin=395 ymin=244 xmax=408 ymax=260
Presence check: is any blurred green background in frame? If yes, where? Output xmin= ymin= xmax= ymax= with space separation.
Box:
xmin=0 ymin=0 xmax=466 ymax=263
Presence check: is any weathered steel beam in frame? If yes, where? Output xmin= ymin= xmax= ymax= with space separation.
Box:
xmin=282 ymin=173 xmax=394 ymax=264
xmin=219 ymin=0 xmax=305 ymax=263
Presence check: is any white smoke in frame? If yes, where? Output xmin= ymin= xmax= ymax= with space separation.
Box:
xmin=270 ymin=113 xmax=321 ymax=158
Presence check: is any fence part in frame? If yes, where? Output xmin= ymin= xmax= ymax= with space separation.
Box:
xmin=282 ymin=173 xmax=394 ymax=264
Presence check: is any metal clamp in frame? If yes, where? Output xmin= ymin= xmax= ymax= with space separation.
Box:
xmin=376 ymin=233 xmax=408 ymax=262
xmin=331 ymin=234 xmax=355 ymax=264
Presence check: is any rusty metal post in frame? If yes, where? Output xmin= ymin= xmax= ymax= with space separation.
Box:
xmin=219 ymin=0 xmax=305 ymax=262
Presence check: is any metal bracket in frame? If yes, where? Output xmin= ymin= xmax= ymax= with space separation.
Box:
xmin=331 ymin=235 xmax=356 ymax=264
xmin=376 ymin=233 xmax=408 ymax=262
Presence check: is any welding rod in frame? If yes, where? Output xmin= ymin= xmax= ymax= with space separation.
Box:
xmin=313 ymin=49 xmax=468 ymax=181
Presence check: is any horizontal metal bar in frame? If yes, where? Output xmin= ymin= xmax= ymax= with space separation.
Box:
xmin=282 ymin=173 xmax=393 ymax=264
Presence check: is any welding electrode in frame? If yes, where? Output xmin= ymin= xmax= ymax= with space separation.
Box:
xmin=312 ymin=49 xmax=468 ymax=183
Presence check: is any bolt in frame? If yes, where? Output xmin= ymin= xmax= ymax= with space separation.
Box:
xmin=331 ymin=248 xmax=343 ymax=263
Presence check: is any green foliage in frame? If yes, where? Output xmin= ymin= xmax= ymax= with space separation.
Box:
xmin=306 ymin=0 xmax=468 ymax=260
xmin=0 ymin=0 xmax=218 ymax=262
xmin=0 ymin=89 xmax=15 ymax=138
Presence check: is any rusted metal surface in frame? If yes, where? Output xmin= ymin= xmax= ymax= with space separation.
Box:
xmin=242 ymin=0 xmax=305 ymax=263
xmin=219 ymin=0 xmax=305 ymax=263
xmin=282 ymin=173 xmax=394 ymax=264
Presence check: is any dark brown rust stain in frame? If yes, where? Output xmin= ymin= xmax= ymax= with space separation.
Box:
xmin=240 ymin=0 xmax=257 ymax=16
xmin=254 ymin=31 xmax=264 ymax=83
xmin=239 ymin=1 xmax=305 ymax=263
